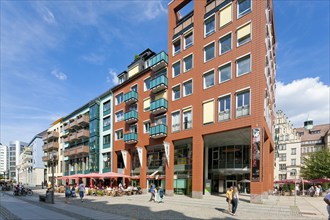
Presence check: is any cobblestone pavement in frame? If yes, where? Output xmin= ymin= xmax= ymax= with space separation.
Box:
xmin=1 ymin=188 xmax=328 ymax=220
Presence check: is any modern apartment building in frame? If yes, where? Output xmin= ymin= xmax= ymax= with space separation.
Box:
xmin=274 ymin=110 xmax=301 ymax=181
xmin=8 ymin=140 xmax=28 ymax=181
xmin=166 ymin=0 xmax=276 ymax=202
xmin=0 ymin=144 xmax=8 ymax=179
xmin=17 ymin=131 xmax=46 ymax=186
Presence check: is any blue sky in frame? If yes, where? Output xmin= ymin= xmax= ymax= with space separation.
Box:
xmin=1 ymin=0 xmax=329 ymax=145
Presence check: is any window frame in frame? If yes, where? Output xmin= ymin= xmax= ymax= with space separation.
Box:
xmin=143 ymin=121 xmax=151 ymax=133
xmin=115 ymin=129 xmax=124 ymax=140
xmin=183 ymin=79 xmax=193 ymax=97
xmin=219 ymin=61 xmax=232 ymax=83
xmin=236 ymin=53 xmax=251 ymax=77
xmin=182 ymin=108 xmax=192 ymax=130
xmin=172 ymin=37 xmax=181 ymax=56
xmin=204 ymin=14 xmax=216 ymax=37
xmin=203 ymin=69 xmax=215 ymax=89
xmin=172 ymin=84 xmax=181 ymax=101
xmin=184 ymin=30 xmax=194 ymax=49
xmin=236 ymin=22 xmax=252 ymax=47
xmin=235 ymin=89 xmax=250 ymax=117
xmin=218 ymin=94 xmax=231 ymax=121
xmin=171 ymin=110 xmax=181 ymax=133
xmin=204 ymin=41 xmax=215 ymax=62
xmin=237 ymin=0 xmax=252 ymax=19
xmin=144 ymin=77 xmax=151 ymax=91
xmin=115 ymin=92 xmax=124 ymax=105
xmin=183 ymin=53 xmax=193 ymax=72
xmin=115 ymin=110 xmax=124 ymax=122
xmin=172 ymin=60 xmax=181 ymax=78
xmin=219 ymin=32 xmax=232 ymax=55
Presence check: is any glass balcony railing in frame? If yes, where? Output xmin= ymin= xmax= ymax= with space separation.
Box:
xmin=124 ymin=110 xmax=138 ymax=121
xmin=124 ymin=132 xmax=138 ymax=143
xmin=146 ymin=51 xmax=168 ymax=68
xmin=150 ymin=98 xmax=168 ymax=113
xmin=150 ymin=124 xmax=167 ymax=137
xmin=124 ymin=91 xmax=138 ymax=103
xmin=150 ymin=75 xmax=168 ymax=91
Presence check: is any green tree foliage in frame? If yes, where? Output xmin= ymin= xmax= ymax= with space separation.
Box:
xmin=300 ymin=149 xmax=330 ymax=179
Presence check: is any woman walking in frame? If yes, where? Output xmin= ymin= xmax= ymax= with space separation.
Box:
xmin=78 ymin=181 xmax=85 ymax=202
xmin=65 ymin=182 xmax=71 ymax=204
xmin=231 ymin=186 xmax=239 ymax=216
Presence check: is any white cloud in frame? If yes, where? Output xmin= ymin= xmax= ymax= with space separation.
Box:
xmin=51 ymin=69 xmax=67 ymax=80
xmin=276 ymin=77 xmax=330 ymax=128
xmin=40 ymin=7 xmax=56 ymax=24
xmin=82 ymin=53 xmax=105 ymax=65
xmin=143 ymin=1 xmax=167 ymax=20
xmin=106 ymin=69 xmax=118 ymax=85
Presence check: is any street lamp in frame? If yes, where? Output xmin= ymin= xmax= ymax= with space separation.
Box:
xmin=51 ymin=153 xmax=57 ymax=204
xmin=17 ymin=167 xmax=20 ymax=184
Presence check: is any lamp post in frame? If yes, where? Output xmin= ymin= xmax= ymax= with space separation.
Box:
xmin=17 ymin=167 xmax=20 ymax=184
xmin=51 ymin=153 xmax=57 ymax=204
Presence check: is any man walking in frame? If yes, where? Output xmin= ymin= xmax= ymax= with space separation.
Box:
xmin=78 ymin=181 xmax=85 ymax=202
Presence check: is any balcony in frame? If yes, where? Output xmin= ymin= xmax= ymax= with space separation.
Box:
xmin=69 ymin=133 xmax=78 ymax=142
xmin=21 ymin=162 xmax=33 ymax=169
xmin=42 ymin=155 xmax=49 ymax=162
xmin=42 ymin=131 xmax=59 ymax=141
xmin=150 ymin=98 xmax=168 ymax=115
xmin=124 ymin=110 xmax=138 ymax=124
xmin=150 ymin=124 xmax=167 ymax=139
xmin=42 ymin=142 xmax=59 ymax=152
xmin=150 ymin=75 xmax=168 ymax=93
xmin=146 ymin=51 xmax=168 ymax=72
xmin=22 ymin=154 xmax=32 ymax=162
xmin=64 ymin=145 xmax=89 ymax=157
xmin=124 ymin=132 xmax=138 ymax=144
xmin=236 ymin=105 xmax=250 ymax=118
xmin=64 ymin=123 xmax=70 ymax=131
xmin=124 ymin=90 xmax=138 ymax=105
xmin=77 ymin=129 xmax=89 ymax=139
xmin=69 ymin=119 xmax=79 ymax=130
xmin=219 ymin=110 xmax=231 ymax=121
xmin=77 ymin=115 xmax=89 ymax=126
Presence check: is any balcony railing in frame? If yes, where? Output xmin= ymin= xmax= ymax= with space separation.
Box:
xmin=236 ymin=105 xmax=250 ymax=118
xmin=219 ymin=110 xmax=231 ymax=121
xmin=150 ymin=124 xmax=167 ymax=139
xmin=42 ymin=131 xmax=59 ymax=141
xmin=124 ymin=132 xmax=138 ymax=144
xmin=124 ymin=91 xmax=138 ymax=105
xmin=77 ymin=115 xmax=89 ymax=126
xmin=77 ymin=129 xmax=89 ymax=139
xmin=150 ymin=98 xmax=168 ymax=115
xmin=124 ymin=110 xmax=138 ymax=124
xmin=146 ymin=51 xmax=168 ymax=72
xmin=64 ymin=145 xmax=89 ymax=157
xmin=69 ymin=119 xmax=79 ymax=130
xmin=69 ymin=133 xmax=78 ymax=142
xmin=42 ymin=142 xmax=59 ymax=152
xmin=150 ymin=75 xmax=168 ymax=93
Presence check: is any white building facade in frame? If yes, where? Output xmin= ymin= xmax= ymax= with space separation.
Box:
xmin=8 ymin=140 xmax=27 ymax=181
xmin=0 ymin=144 xmax=8 ymax=179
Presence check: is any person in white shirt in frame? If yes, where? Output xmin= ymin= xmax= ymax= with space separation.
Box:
xmin=78 ymin=181 xmax=85 ymax=202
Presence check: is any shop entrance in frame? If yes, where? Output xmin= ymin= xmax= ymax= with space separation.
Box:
xmin=226 ymin=180 xmax=237 ymax=190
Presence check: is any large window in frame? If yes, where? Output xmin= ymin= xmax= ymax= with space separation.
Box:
xmin=219 ymin=33 xmax=232 ymax=55
xmin=115 ymin=130 xmax=123 ymax=140
xmin=144 ymin=121 xmax=150 ymax=133
xmin=291 ymin=159 xmax=296 ymax=166
xmin=204 ymin=15 xmax=215 ymax=37
xmin=183 ymin=54 xmax=193 ymax=72
xmin=236 ymin=90 xmax=250 ymax=117
xmin=204 ymin=42 xmax=215 ymax=62
xmin=218 ymin=95 xmax=231 ymax=121
xmin=184 ymin=31 xmax=193 ymax=49
xmin=103 ymin=116 xmax=111 ymax=131
xmin=103 ymin=100 xmax=111 ymax=115
xmin=279 ymin=153 xmax=286 ymax=162
xmin=183 ymin=109 xmax=192 ymax=130
xmin=237 ymin=23 xmax=251 ymax=46
xmin=291 ymin=148 xmax=296 ymax=155
xmin=115 ymin=93 xmax=124 ymax=105
xmin=203 ymin=70 xmax=215 ymax=89
xmin=103 ymin=134 xmax=111 ymax=149
xmin=172 ymin=85 xmax=181 ymax=101
xmin=173 ymin=39 xmax=181 ymax=55
xmin=172 ymin=61 xmax=181 ymax=78
xmin=172 ymin=111 xmax=180 ymax=132
xmin=144 ymin=77 xmax=151 ymax=91
xmin=115 ymin=110 xmax=124 ymax=122
xmin=219 ymin=62 xmax=231 ymax=83
xmin=279 ymin=164 xmax=286 ymax=171
xmin=203 ymin=100 xmax=214 ymax=125
xmin=219 ymin=3 xmax=232 ymax=27
xmin=183 ymin=80 xmax=192 ymax=97
xmin=236 ymin=54 xmax=251 ymax=76
xmin=237 ymin=0 xmax=251 ymax=18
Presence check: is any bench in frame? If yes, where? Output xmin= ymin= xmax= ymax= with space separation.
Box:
xmin=39 ymin=191 xmax=53 ymax=203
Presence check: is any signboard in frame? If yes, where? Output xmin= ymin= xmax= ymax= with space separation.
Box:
xmin=137 ymin=147 xmax=143 ymax=168
xmin=252 ymin=128 xmax=261 ymax=181
xmin=163 ymin=141 xmax=170 ymax=166
xmin=121 ymin=150 xmax=127 ymax=169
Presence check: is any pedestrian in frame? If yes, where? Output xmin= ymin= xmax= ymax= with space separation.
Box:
xmin=41 ymin=181 xmax=44 ymax=189
xmin=323 ymin=189 xmax=330 ymax=220
xmin=149 ymin=184 xmax=155 ymax=202
xmin=78 ymin=181 xmax=85 ymax=202
xmin=226 ymin=186 xmax=233 ymax=213
xmin=65 ymin=182 xmax=71 ymax=204
xmin=231 ymin=186 xmax=239 ymax=216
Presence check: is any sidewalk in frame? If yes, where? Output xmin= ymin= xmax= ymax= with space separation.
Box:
xmin=1 ymin=188 xmax=328 ymax=220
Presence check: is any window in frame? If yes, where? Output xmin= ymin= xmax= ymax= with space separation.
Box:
xmin=184 ymin=31 xmax=193 ymax=49
xmin=219 ymin=62 xmax=231 ymax=83
xmin=183 ymin=54 xmax=193 ymax=72
xmin=173 ymin=39 xmax=181 ymax=55
xmin=143 ymin=98 xmax=150 ymax=111
xmin=144 ymin=77 xmax=151 ymax=91
xmin=219 ymin=3 xmax=232 ymax=27
xmin=115 ymin=110 xmax=124 ymax=122
xmin=237 ymin=0 xmax=251 ymax=18
xmin=103 ymin=116 xmax=111 ymax=131
xmin=291 ymin=148 xmax=296 ymax=155
xmin=279 ymin=153 xmax=286 ymax=162
xmin=130 ymin=103 xmax=137 ymax=111
xmin=203 ymin=100 xmax=214 ymax=124
xmin=237 ymin=23 xmax=251 ymax=46
xmin=155 ymin=115 xmax=167 ymax=125
xmin=115 ymin=130 xmax=123 ymax=140
xmin=144 ymin=121 xmax=151 ymax=133
xmin=172 ymin=85 xmax=181 ymax=101
xmin=219 ymin=33 xmax=232 ymax=55
xmin=204 ymin=42 xmax=215 ymax=62
xmin=279 ymin=145 xmax=286 ymax=150
xmin=203 ymin=70 xmax=215 ymax=89
xmin=131 ymin=84 xmax=138 ymax=92
xmin=291 ymin=159 xmax=296 ymax=166
xmin=236 ymin=90 xmax=250 ymax=117
xmin=172 ymin=111 xmax=180 ymax=132
xmin=172 ymin=61 xmax=181 ymax=77
xmin=130 ymin=124 xmax=137 ymax=133
xmin=115 ymin=93 xmax=123 ymax=105
xmin=183 ymin=109 xmax=192 ymax=130
xmin=204 ymin=15 xmax=215 ymax=37
xmin=279 ymin=164 xmax=286 ymax=171
xmin=218 ymin=95 xmax=231 ymax=121
xmin=183 ymin=80 xmax=192 ymax=96
xmin=103 ymin=134 xmax=111 ymax=149
xmin=236 ymin=54 xmax=251 ymax=76
xmin=103 ymin=100 xmax=111 ymax=114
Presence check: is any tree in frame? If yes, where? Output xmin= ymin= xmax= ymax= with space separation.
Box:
xmin=300 ymin=149 xmax=330 ymax=179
